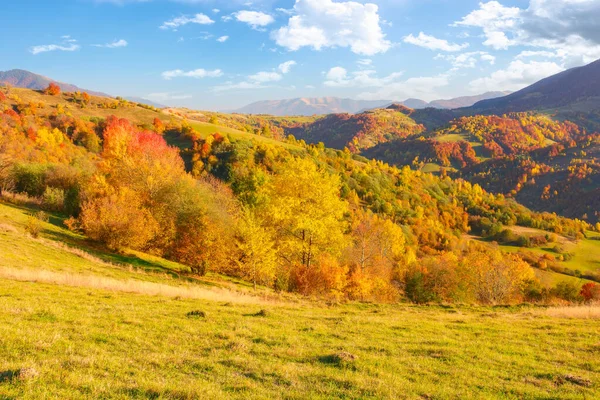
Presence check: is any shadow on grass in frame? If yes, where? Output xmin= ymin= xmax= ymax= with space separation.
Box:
xmin=4 ymin=201 xmax=222 ymax=288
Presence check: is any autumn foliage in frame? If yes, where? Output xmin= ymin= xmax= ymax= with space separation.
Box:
xmin=44 ymin=83 xmax=61 ymax=96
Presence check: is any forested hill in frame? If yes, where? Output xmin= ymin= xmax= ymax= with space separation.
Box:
xmin=1 ymin=84 xmax=596 ymax=304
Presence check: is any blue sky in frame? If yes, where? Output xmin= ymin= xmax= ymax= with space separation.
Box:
xmin=1 ymin=0 xmax=599 ymax=110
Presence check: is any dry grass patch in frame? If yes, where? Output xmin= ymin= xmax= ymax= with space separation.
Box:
xmin=544 ymin=305 xmax=600 ymax=319
xmin=0 ymin=266 xmax=283 ymax=306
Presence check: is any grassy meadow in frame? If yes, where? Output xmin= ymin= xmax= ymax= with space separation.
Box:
xmin=0 ymin=200 xmax=600 ymax=399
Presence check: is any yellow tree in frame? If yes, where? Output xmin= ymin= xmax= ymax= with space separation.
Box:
xmin=235 ymin=208 xmax=277 ymax=289
xmin=262 ymin=157 xmax=349 ymax=277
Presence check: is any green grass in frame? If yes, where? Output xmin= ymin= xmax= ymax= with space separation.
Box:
xmin=187 ymin=121 xmax=300 ymax=149
xmin=1 ymin=279 xmax=599 ymax=399
xmin=1 ymin=202 xmax=600 ymax=398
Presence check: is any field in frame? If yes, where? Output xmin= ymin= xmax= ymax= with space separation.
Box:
xmin=1 ymin=201 xmax=600 ymax=399
xmin=496 ymin=226 xmax=600 ymax=283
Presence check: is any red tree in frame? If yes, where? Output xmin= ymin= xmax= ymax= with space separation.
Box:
xmin=45 ymin=83 xmax=61 ymax=96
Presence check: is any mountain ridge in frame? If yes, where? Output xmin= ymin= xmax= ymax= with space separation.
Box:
xmin=470 ymin=59 xmax=600 ymax=113
xmin=234 ymin=92 xmax=511 ymax=116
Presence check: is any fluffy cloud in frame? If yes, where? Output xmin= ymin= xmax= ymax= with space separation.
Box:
xmin=161 ymin=68 xmax=223 ymax=80
xmin=212 ymin=61 xmax=295 ymax=91
xmin=469 ymin=60 xmax=564 ymax=92
xmin=357 ymin=74 xmax=450 ymax=102
xmin=146 ymin=92 xmax=193 ymax=101
xmin=217 ymin=36 xmax=229 ymax=43
xmin=160 ymin=14 xmax=214 ymax=30
xmin=455 ymin=0 xmax=600 ymax=65
xmin=324 ymin=67 xmax=404 ymax=88
xmin=92 ymin=39 xmax=128 ymax=48
xmin=233 ymin=11 xmax=275 ymax=29
xmin=272 ymin=0 xmax=391 ymax=56
xmin=248 ymin=71 xmax=282 ymax=83
xmin=435 ymin=51 xmax=495 ymax=70
xmin=278 ymin=60 xmax=297 ymax=74
xmin=403 ymin=32 xmax=468 ymax=52
xmin=30 ymin=37 xmax=80 ymax=55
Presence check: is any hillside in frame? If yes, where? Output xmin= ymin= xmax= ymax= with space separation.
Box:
xmin=471 ymin=59 xmax=600 ymax=113
xmin=283 ymin=106 xmax=425 ymax=152
xmin=0 ymin=69 xmax=110 ymax=98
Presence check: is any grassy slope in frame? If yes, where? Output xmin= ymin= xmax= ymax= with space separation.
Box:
xmin=1 ymin=202 xmax=600 ymax=398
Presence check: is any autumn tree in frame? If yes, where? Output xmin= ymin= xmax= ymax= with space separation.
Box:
xmin=235 ymin=208 xmax=277 ymax=289
xmin=260 ymin=157 xmax=349 ymax=289
xmin=462 ymin=249 xmax=536 ymax=304
xmin=580 ymin=283 xmax=600 ymax=302
xmin=45 ymin=83 xmax=61 ymax=96
xmin=153 ymin=118 xmax=165 ymax=134
xmin=0 ymin=154 xmax=14 ymax=195
xmin=82 ymin=92 xmax=91 ymax=105
xmin=79 ymin=188 xmax=158 ymax=251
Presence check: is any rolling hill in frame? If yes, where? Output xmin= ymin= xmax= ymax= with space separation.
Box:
xmin=0 ymin=69 xmax=110 ymax=98
xmin=471 ymin=59 xmax=600 ymax=113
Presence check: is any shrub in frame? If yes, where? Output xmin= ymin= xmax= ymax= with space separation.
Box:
xmin=42 ymin=187 xmax=65 ymax=212
xmin=580 ymin=283 xmax=600 ymax=302
xmin=12 ymin=163 xmax=48 ymax=197
xmin=25 ymin=211 xmax=48 ymax=238
xmin=79 ymin=189 xmax=159 ymax=251
xmin=551 ymin=281 xmax=582 ymax=303
xmin=405 ymin=270 xmax=436 ymax=304
xmin=44 ymin=83 xmax=61 ymax=96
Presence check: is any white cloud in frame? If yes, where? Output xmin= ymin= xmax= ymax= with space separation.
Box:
xmin=435 ymin=51 xmax=495 ymax=70
xmin=357 ymin=74 xmax=451 ymax=102
xmin=30 ymin=36 xmax=81 ymax=55
xmin=160 ymin=14 xmax=214 ymax=30
xmin=93 ymin=39 xmax=128 ymax=48
xmin=233 ymin=10 xmax=275 ymax=29
xmin=453 ymin=1 xmax=520 ymax=50
xmin=324 ymin=67 xmax=404 ymax=88
xmin=248 ymin=71 xmax=282 ymax=83
xmin=469 ymin=60 xmax=564 ymax=92
xmin=357 ymin=59 xmax=372 ymax=66
xmin=516 ymin=50 xmax=558 ymax=59
xmin=161 ymin=68 xmax=223 ymax=80
xmin=455 ymin=0 xmax=600 ymax=65
xmin=213 ymin=81 xmax=266 ymax=92
xmin=146 ymin=92 xmax=193 ymax=101
xmin=217 ymin=36 xmax=229 ymax=42
xmin=403 ymin=32 xmax=468 ymax=52
xmin=272 ymin=0 xmax=391 ymax=56
xmin=30 ymin=43 xmax=81 ymax=55
xmin=212 ymin=62 xmax=291 ymax=92
xmin=278 ymin=60 xmax=297 ymax=74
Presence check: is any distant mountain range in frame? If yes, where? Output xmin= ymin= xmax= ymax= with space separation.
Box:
xmin=471 ymin=59 xmax=600 ymax=113
xmin=233 ymin=97 xmax=391 ymax=116
xmin=233 ymin=92 xmax=511 ymax=116
xmin=0 ymin=69 xmax=163 ymax=108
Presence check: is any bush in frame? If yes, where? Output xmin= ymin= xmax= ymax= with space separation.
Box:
xmin=13 ymin=163 xmax=48 ymax=197
xmin=42 ymin=187 xmax=65 ymax=212
xmin=405 ymin=270 xmax=436 ymax=304
xmin=551 ymin=281 xmax=582 ymax=303
xmin=25 ymin=211 xmax=48 ymax=238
